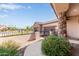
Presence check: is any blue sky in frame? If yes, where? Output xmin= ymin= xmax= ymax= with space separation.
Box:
xmin=0 ymin=3 xmax=56 ymax=28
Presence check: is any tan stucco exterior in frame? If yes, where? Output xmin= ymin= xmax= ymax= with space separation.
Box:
xmin=52 ymin=3 xmax=79 ymax=39
xmin=66 ymin=4 xmax=79 ymax=17
xmin=67 ymin=16 xmax=79 ymax=39
xmin=42 ymin=22 xmax=58 ymax=27
xmin=42 ymin=21 xmax=58 ymax=30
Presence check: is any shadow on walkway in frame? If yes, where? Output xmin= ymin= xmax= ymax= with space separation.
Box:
xmin=69 ymin=39 xmax=79 ymax=56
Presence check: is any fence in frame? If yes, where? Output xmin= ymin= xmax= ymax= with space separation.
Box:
xmin=0 ymin=31 xmax=32 ymax=37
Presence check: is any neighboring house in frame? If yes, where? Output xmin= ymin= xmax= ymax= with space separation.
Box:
xmin=33 ymin=20 xmax=58 ymax=36
xmin=0 ymin=25 xmax=8 ymax=31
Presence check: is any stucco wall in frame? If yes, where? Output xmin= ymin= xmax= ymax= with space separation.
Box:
xmin=67 ymin=16 xmax=79 ymax=39
xmin=42 ymin=22 xmax=58 ymax=30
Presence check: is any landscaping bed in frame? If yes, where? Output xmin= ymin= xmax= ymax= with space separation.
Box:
xmin=42 ymin=35 xmax=71 ymax=56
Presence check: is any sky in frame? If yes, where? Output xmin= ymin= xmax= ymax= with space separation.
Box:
xmin=0 ymin=3 xmax=56 ymax=28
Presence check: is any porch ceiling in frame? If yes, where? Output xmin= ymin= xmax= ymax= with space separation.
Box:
xmin=51 ymin=3 xmax=69 ymax=17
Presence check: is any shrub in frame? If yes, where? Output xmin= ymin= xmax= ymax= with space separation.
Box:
xmin=0 ymin=40 xmax=20 ymax=56
xmin=42 ymin=35 xmax=71 ymax=56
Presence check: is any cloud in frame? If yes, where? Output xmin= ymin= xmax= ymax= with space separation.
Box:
xmin=0 ymin=14 xmax=8 ymax=18
xmin=0 ymin=4 xmax=26 ymax=10
xmin=0 ymin=4 xmax=32 ymax=13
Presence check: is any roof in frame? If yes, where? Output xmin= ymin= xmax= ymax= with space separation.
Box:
xmin=51 ymin=3 xmax=69 ymax=17
xmin=33 ymin=19 xmax=58 ymax=27
xmin=41 ymin=19 xmax=58 ymax=25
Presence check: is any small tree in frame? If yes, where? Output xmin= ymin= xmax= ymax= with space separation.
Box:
xmin=25 ymin=26 xmax=33 ymax=33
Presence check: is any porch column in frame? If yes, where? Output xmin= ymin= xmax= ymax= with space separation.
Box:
xmin=58 ymin=12 xmax=67 ymax=38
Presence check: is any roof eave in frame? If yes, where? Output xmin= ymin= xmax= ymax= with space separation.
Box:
xmin=51 ymin=3 xmax=69 ymax=18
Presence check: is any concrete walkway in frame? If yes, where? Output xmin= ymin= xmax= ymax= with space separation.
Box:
xmin=69 ymin=39 xmax=79 ymax=56
xmin=24 ymin=39 xmax=44 ymax=56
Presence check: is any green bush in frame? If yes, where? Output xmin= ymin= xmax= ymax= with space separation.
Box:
xmin=0 ymin=40 xmax=20 ymax=56
xmin=42 ymin=35 xmax=71 ymax=56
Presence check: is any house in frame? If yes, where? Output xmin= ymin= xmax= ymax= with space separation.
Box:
xmin=0 ymin=25 xmax=8 ymax=31
xmin=33 ymin=3 xmax=79 ymax=40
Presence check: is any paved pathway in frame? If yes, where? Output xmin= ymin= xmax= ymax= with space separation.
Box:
xmin=69 ymin=39 xmax=79 ymax=56
xmin=24 ymin=39 xmax=44 ymax=56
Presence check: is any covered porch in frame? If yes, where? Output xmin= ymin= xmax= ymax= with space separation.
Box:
xmin=52 ymin=3 xmax=79 ymax=39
